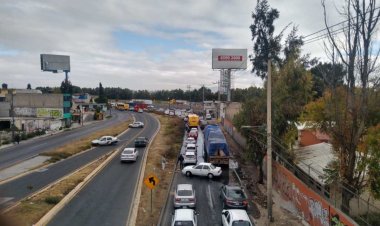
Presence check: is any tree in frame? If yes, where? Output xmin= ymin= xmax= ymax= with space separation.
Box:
xmin=249 ymin=0 xmax=283 ymax=79
xmin=60 ymin=80 xmax=73 ymax=94
xmin=95 ymin=82 xmax=107 ymax=103
xmin=320 ymin=0 xmax=380 ymax=213
xmin=27 ymin=83 xmax=31 ymax=89
xmin=310 ymin=63 xmax=345 ymax=98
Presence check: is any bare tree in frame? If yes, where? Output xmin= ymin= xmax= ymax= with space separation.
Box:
xmin=322 ymin=0 xmax=380 ymax=213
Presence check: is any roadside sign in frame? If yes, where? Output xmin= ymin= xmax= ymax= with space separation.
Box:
xmin=144 ymin=174 xmax=159 ymax=190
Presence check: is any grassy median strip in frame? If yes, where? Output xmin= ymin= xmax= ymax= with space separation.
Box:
xmin=42 ymin=119 xmax=132 ymax=162
xmin=3 ymin=154 xmax=110 ymax=225
xmin=136 ymin=115 xmax=184 ymax=226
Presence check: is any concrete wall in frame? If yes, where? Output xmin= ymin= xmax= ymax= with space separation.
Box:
xmin=7 ymin=93 xmax=63 ymax=108
xmin=0 ymin=102 xmax=10 ymax=117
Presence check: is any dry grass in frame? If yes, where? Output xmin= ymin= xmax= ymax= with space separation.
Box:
xmin=4 ymin=154 xmax=109 ymax=225
xmin=136 ymin=115 xmax=184 ymax=226
xmin=42 ymin=119 xmax=132 ymax=162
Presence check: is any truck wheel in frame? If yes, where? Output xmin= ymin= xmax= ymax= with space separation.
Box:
xmin=186 ymin=171 xmax=192 ymax=177
xmin=208 ymin=173 xmax=214 ymax=179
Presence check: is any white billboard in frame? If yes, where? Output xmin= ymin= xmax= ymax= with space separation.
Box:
xmin=212 ymin=49 xmax=247 ymax=69
xmin=40 ymin=54 xmax=70 ymax=72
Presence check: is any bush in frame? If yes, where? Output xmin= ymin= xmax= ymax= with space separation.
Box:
xmin=2 ymin=139 xmax=10 ymax=145
xmin=21 ymin=132 xmax=27 ymax=140
xmin=44 ymin=196 xmax=61 ymax=205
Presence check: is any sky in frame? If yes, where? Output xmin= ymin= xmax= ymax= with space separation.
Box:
xmin=0 ymin=0 xmax=344 ymax=91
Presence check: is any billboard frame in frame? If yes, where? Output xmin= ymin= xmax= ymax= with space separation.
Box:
xmin=212 ymin=48 xmax=247 ymax=70
xmin=40 ymin=54 xmax=70 ymax=73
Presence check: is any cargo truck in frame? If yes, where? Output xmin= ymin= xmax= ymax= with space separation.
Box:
xmin=203 ymin=125 xmax=229 ymax=166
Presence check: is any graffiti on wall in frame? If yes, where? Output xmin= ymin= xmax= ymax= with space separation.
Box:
xmin=272 ymin=162 xmax=354 ymax=226
xmin=36 ymin=108 xmax=63 ymax=118
xmin=14 ymin=108 xmax=36 ymax=117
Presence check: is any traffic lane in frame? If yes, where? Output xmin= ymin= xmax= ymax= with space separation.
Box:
xmin=48 ymin=113 xmax=159 ymax=226
xmin=160 ymin=168 xmax=229 ymax=226
xmin=0 ymin=116 xmax=141 ymax=209
xmin=0 ymin=111 xmax=131 ymax=170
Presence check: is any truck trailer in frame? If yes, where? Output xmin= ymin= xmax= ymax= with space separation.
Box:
xmin=203 ymin=125 xmax=229 ymax=166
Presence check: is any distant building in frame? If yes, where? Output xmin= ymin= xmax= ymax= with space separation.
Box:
xmin=0 ymin=89 xmax=64 ymax=131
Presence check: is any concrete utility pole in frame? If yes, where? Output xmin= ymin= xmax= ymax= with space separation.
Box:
xmin=267 ymin=59 xmax=273 ymax=222
xmin=227 ymin=69 xmax=231 ymax=102
xmin=11 ymin=90 xmax=15 ymax=142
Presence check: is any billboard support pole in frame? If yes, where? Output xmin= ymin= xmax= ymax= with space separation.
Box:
xmin=227 ymin=69 xmax=231 ymax=102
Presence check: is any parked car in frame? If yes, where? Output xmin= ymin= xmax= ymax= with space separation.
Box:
xmin=134 ymin=137 xmax=149 ymax=147
xmin=206 ymin=113 xmax=212 ymax=120
xmin=91 ymin=136 xmax=119 ymax=146
xmin=220 ymin=185 xmax=249 ymax=210
xmin=171 ymin=209 xmax=198 ymax=226
xmin=129 ymin=121 xmax=144 ymax=128
xmin=183 ymin=151 xmax=197 ymax=165
xmin=138 ymin=108 xmax=143 ymax=113
xmin=174 ymin=184 xmax=196 ymax=208
xmin=221 ymin=209 xmax=254 ymax=226
xmin=182 ymin=162 xmax=222 ymax=179
xmin=120 ymin=148 xmax=139 ymax=162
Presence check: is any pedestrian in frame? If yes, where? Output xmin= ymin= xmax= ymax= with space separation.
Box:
xmin=177 ymin=154 xmax=184 ymax=169
xmin=15 ymin=133 xmax=20 ymax=144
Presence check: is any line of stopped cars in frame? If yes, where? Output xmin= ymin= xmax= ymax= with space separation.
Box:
xmin=171 ymin=125 xmax=254 ymax=226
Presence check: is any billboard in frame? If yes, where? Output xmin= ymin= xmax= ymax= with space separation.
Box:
xmin=40 ymin=54 xmax=70 ymax=72
xmin=212 ymin=49 xmax=247 ymax=69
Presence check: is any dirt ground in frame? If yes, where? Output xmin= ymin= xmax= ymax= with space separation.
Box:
xmin=222 ymin=129 xmax=304 ymax=226
xmin=136 ymin=114 xmax=184 ymax=226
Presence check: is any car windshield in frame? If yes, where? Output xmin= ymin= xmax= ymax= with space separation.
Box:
xmin=232 ymin=221 xmax=251 ymax=226
xmin=209 ymin=164 xmax=216 ymax=169
xmin=228 ymin=189 xmax=246 ymax=199
xmin=178 ymin=190 xmax=193 ymax=196
xmin=174 ymin=221 xmax=193 ymax=226
xmin=123 ymin=150 xmax=134 ymax=154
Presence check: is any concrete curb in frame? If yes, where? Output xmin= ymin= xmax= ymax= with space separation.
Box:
xmin=127 ymin=114 xmax=161 ymax=226
xmin=35 ymin=147 xmax=121 ymax=226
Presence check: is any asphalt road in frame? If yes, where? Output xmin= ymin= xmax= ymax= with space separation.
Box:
xmin=159 ymin=167 xmax=229 ymax=226
xmin=0 ymin=110 xmax=130 ymax=171
xmin=0 ymin=111 xmax=136 ymax=209
xmin=48 ymin=112 xmax=159 ymax=226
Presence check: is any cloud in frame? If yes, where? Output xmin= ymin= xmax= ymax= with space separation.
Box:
xmin=0 ymin=0 xmax=347 ymax=90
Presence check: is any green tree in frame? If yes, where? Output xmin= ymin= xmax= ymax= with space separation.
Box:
xmin=27 ymin=83 xmax=31 ymax=89
xmin=95 ymin=82 xmax=107 ymax=103
xmin=249 ymin=0 xmax=282 ymax=79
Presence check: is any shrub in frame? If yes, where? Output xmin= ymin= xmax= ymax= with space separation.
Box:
xmin=2 ymin=139 xmax=10 ymax=145
xmin=44 ymin=196 xmax=61 ymax=205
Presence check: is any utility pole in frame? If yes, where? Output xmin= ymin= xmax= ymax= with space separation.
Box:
xmin=187 ymin=85 xmax=191 ymax=110
xmin=202 ymin=85 xmax=205 ymax=116
xmin=10 ymin=90 xmax=15 ymax=142
xmin=267 ymin=59 xmax=273 ymax=222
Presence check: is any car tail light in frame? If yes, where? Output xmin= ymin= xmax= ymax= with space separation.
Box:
xmin=243 ymin=200 xmax=248 ymax=206
xmin=175 ymin=198 xmax=180 ymax=201
xmin=189 ymin=198 xmax=195 ymax=201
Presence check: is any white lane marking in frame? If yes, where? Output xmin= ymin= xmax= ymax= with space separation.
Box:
xmin=0 ymin=197 xmax=14 ymax=205
xmin=207 ymin=184 xmax=214 ymax=209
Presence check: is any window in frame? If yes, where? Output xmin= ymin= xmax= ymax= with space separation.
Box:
xmin=195 ymin=165 xmax=203 ymax=170
xmin=203 ymin=165 xmax=210 ymax=170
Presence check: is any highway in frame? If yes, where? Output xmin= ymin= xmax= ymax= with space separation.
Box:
xmin=159 ymin=167 xmax=229 ymax=226
xmin=0 ymin=111 xmax=134 ymax=209
xmin=48 ymin=112 xmax=159 ymax=226
xmin=0 ymin=111 xmax=130 ymax=171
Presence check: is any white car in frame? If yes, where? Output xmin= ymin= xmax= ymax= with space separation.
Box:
xmin=120 ymin=148 xmax=139 ymax=162
xmin=91 ymin=136 xmax=119 ymax=146
xmin=182 ymin=162 xmax=222 ymax=179
xmin=185 ymin=137 xmax=196 ymax=145
xmin=129 ymin=121 xmax=144 ymax=128
xmin=183 ymin=151 xmax=197 ymax=165
xmin=173 ymin=184 xmax=196 ymax=208
xmin=221 ymin=209 xmax=254 ymax=226
xmin=206 ymin=113 xmax=212 ymax=120
xmin=171 ymin=209 xmax=198 ymax=226
xmin=138 ymin=108 xmax=143 ymax=113
xmin=186 ymin=143 xmax=196 ymax=152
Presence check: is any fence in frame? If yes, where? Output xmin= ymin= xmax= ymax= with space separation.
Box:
xmin=221 ymin=117 xmax=380 ymax=226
